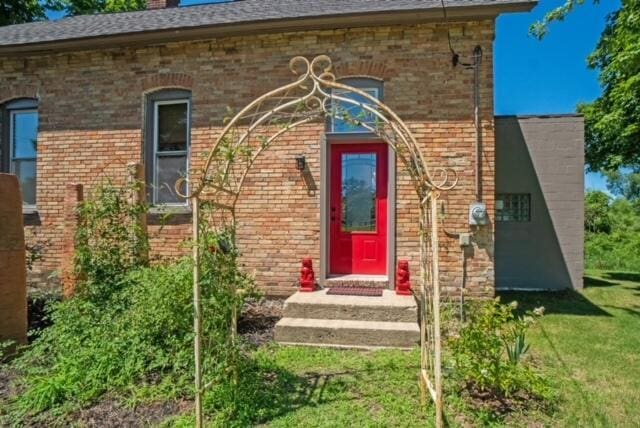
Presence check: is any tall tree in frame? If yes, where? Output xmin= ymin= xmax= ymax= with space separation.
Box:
xmin=0 ymin=0 xmax=146 ymax=26
xmin=46 ymin=0 xmax=147 ymax=16
xmin=531 ymin=0 xmax=640 ymax=200
xmin=0 ymin=0 xmax=45 ymax=25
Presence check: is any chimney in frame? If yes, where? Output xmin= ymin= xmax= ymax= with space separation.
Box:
xmin=147 ymin=0 xmax=180 ymax=9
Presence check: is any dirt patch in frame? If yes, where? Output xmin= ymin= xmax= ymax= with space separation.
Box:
xmin=238 ymin=299 xmax=283 ymax=347
xmin=0 ymin=367 xmax=17 ymax=404
xmin=461 ymin=382 xmax=549 ymax=418
xmin=70 ymin=398 xmax=192 ymax=428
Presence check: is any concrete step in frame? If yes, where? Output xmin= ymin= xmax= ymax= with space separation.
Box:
xmin=274 ymin=317 xmax=420 ymax=349
xmin=283 ymin=289 xmax=418 ymax=323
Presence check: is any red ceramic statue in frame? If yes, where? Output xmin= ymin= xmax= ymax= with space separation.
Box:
xmin=300 ymin=258 xmax=317 ymax=292
xmin=396 ymin=259 xmax=412 ymax=295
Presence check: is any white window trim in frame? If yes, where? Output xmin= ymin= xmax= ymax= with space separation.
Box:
xmin=330 ymin=87 xmax=380 ymax=134
xmin=152 ymin=99 xmax=190 ymax=206
xmin=9 ymin=108 xmax=38 ymax=210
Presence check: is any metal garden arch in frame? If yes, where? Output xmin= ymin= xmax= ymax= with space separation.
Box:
xmin=176 ymin=55 xmax=458 ymax=427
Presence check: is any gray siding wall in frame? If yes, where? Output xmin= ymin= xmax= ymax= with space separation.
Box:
xmin=495 ymin=116 xmax=584 ymax=290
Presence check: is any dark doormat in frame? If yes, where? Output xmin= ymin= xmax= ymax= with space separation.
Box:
xmin=326 ymin=287 xmax=384 ymax=297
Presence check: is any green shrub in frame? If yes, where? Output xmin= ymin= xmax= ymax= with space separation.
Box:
xmin=74 ymin=180 xmax=149 ymax=301
xmin=586 ymin=231 xmax=640 ymax=271
xmin=6 ymin=181 xmax=257 ymax=425
xmin=449 ymin=298 xmax=549 ymax=399
xmin=584 ymin=192 xmax=640 ymax=271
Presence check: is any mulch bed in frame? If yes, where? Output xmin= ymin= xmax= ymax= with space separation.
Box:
xmin=238 ymin=298 xmax=284 ymax=347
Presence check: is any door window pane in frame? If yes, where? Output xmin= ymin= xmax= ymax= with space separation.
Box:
xmin=157 ymin=103 xmax=188 ymax=152
xmin=341 ymin=153 xmax=376 ymax=232
xmin=155 ymin=155 xmax=187 ymax=204
xmin=332 ymin=88 xmax=379 ymax=133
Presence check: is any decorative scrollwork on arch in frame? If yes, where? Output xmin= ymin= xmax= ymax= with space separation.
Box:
xmin=176 ymin=55 xmax=457 ymax=207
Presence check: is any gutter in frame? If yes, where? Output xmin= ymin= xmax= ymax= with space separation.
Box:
xmin=0 ymin=1 xmax=537 ymax=55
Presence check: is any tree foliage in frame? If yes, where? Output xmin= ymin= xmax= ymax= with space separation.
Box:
xmin=0 ymin=0 xmax=146 ymax=26
xmin=585 ymin=190 xmax=640 ymax=271
xmin=529 ymin=0 xmax=591 ymax=39
xmin=0 ymin=0 xmax=45 ymax=25
xmin=531 ymin=0 xmax=640 ymax=184
xmin=581 ymin=0 xmax=640 ymax=172
xmin=585 ymin=190 xmax=612 ymax=233
xmin=605 ymin=169 xmax=640 ymax=201
xmin=46 ymin=0 xmax=147 ymax=16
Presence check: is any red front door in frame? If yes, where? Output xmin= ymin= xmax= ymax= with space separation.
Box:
xmin=330 ymin=143 xmax=388 ymax=275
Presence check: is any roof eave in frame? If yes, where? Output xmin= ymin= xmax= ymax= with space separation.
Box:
xmin=0 ymin=1 xmax=537 ymax=56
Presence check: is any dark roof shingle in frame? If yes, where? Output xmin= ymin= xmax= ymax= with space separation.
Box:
xmin=0 ymin=0 xmax=536 ymax=51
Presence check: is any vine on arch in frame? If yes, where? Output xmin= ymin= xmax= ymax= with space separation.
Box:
xmin=177 ymin=55 xmax=457 ymax=428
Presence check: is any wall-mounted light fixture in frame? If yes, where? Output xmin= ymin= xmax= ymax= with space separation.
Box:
xmin=295 ymin=155 xmax=306 ymax=171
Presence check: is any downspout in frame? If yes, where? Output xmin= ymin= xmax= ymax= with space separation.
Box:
xmin=473 ymin=45 xmax=483 ymax=202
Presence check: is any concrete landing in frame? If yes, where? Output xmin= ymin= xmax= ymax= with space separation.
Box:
xmin=274 ymin=289 xmax=419 ymax=349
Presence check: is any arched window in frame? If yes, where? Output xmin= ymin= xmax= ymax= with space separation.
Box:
xmin=329 ymin=78 xmax=384 ymax=134
xmin=144 ymin=89 xmax=191 ymax=206
xmin=1 ymin=98 xmax=38 ymax=207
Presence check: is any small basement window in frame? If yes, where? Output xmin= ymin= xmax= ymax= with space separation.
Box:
xmin=496 ymin=193 xmax=531 ymax=222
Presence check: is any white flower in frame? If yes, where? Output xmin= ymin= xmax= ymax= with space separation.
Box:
xmin=533 ymin=306 xmax=545 ymax=317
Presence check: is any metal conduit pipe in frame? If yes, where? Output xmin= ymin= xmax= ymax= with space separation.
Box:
xmin=473 ymin=45 xmax=483 ymax=202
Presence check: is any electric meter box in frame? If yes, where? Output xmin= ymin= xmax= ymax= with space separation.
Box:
xmin=469 ymin=202 xmax=488 ymax=226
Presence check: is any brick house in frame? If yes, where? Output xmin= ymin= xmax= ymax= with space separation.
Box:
xmin=0 ymin=0 xmax=584 ymax=311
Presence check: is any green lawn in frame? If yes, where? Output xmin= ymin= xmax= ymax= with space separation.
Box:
xmin=252 ymin=270 xmax=640 ymax=427
xmin=502 ymin=270 xmax=640 ymax=427
xmin=5 ymin=270 xmax=639 ymax=427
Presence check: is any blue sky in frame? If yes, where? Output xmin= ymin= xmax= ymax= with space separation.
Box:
xmin=494 ymin=0 xmax=621 ymax=193
xmin=49 ymin=0 xmax=620 ymax=191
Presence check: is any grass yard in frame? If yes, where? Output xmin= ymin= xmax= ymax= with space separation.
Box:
xmin=251 ymin=269 xmax=640 ymax=427
xmin=503 ymin=270 xmax=640 ymax=427
xmin=3 ymin=270 xmax=638 ymax=427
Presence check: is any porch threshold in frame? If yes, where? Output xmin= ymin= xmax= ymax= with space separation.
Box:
xmin=326 ymin=274 xmax=388 ymax=282
xmin=325 ymin=274 xmax=389 ymax=288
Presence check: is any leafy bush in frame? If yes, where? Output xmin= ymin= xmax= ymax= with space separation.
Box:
xmin=6 ymin=181 xmax=257 ymax=424
xmin=585 ymin=191 xmax=640 ymax=271
xmin=449 ymin=298 xmax=549 ymax=399
xmin=586 ymin=231 xmax=640 ymax=271
xmin=74 ymin=180 xmax=149 ymax=301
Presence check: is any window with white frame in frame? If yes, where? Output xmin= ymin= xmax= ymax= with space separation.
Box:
xmin=496 ymin=193 xmax=531 ymax=222
xmin=329 ymin=78 xmax=383 ymax=134
xmin=145 ymin=90 xmax=190 ymax=206
xmin=2 ymin=99 xmax=38 ymax=207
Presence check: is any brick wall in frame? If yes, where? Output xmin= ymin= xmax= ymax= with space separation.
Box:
xmin=0 ymin=20 xmax=496 ymax=297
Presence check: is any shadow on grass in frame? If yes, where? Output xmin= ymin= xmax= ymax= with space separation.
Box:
xmin=583 ymin=276 xmax=619 ymax=288
xmin=603 ymin=271 xmax=640 ymax=283
xmin=498 ymin=289 xmax=611 ymax=317
xmin=203 ymin=355 xmax=354 ymax=426
xmin=601 ymin=305 xmax=640 ymax=318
